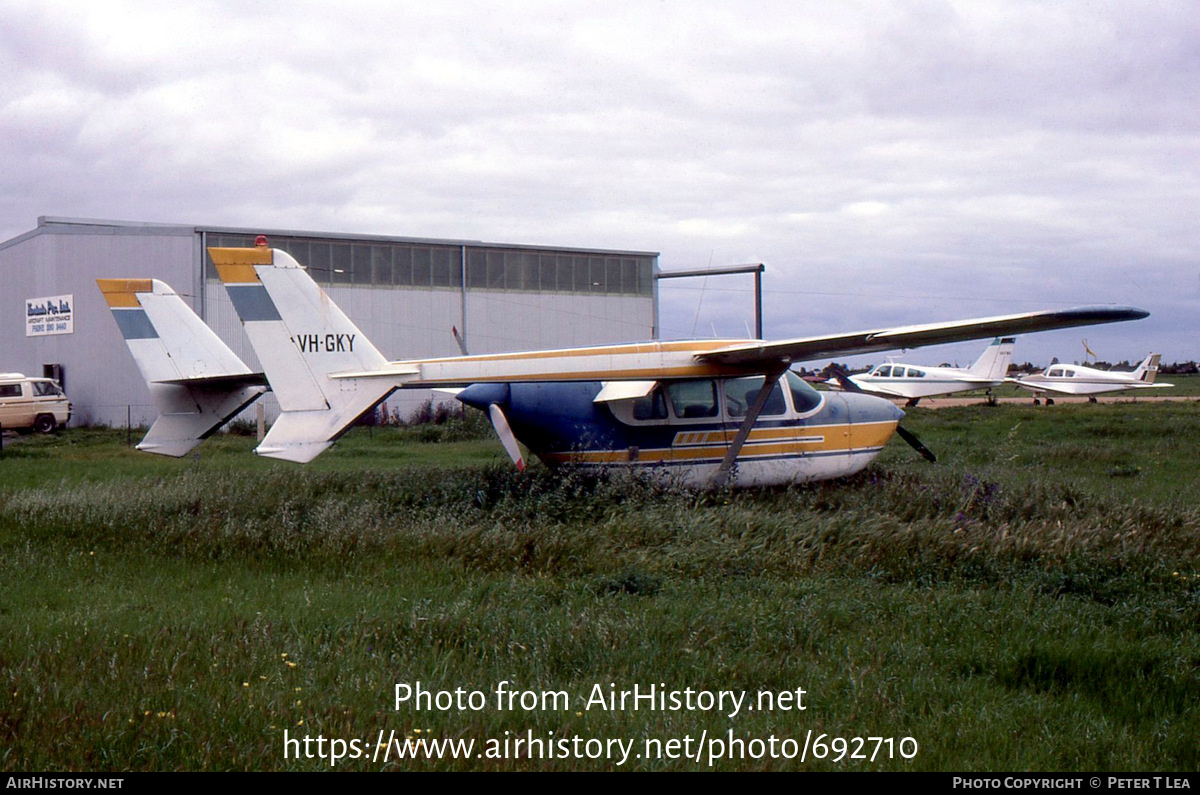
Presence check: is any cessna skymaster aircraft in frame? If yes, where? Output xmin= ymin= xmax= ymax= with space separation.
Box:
xmin=1011 ymin=354 xmax=1171 ymax=403
xmin=831 ymin=337 xmax=1016 ymax=406
xmin=99 ymin=244 xmax=1148 ymax=486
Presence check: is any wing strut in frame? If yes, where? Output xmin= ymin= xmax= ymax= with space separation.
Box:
xmin=712 ymin=364 xmax=789 ymax=488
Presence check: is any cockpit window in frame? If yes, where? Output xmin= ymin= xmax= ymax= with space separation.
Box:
xmin=875 ymin=365 xmax=892 ymax=378
xmin=666 ymin=380 xmax=719 ymax=419
xmin=786 ymin=371 xmax=823 ymax=414
xmin=724 ymin=376 xmax=786 ymax=418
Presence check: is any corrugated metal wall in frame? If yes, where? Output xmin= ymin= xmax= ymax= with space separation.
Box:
xmin=1 ymin=220 xmax=657 ymax=428
xmin=0 ymin=224 xmax=195 ymax=427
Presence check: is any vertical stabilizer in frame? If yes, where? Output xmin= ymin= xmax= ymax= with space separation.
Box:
xmin=967 ymin=337 xmax=1016 ymax=379
xmin=210 ymin=246 xmax=397 ymax=462
xmin=1132 ymin=353 xmax=1162 ymax=383
xmin=97 ymin=278 xmax=266 ymax=456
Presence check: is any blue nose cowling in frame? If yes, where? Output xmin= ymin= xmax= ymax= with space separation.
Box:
xmin=839 ymin=391 xmax=906 ymax=424
xmin=456 ymin=383 xmax=511 ymax=411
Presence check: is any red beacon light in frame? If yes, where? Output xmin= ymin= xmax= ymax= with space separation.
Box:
xmin=254 ymin=235 xmax=268 ymax=248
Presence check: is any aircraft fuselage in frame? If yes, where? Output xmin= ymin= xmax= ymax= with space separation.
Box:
xmin=457 ymin=373 xmax=904 ymax=487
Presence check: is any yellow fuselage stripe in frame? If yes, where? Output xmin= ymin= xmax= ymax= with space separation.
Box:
xmin=544 ymin=421 xmax=896 ymax=464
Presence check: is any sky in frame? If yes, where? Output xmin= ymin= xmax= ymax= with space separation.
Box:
xmin=2 ymin=0 xmax=1197 ymax=368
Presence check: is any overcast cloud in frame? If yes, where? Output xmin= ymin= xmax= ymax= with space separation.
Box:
xmin=2 ymin=0 xmax=1196 ymax=366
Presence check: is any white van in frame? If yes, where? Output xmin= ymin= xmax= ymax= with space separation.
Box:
xmin=0 ymin=373 xmax=71 ymax=433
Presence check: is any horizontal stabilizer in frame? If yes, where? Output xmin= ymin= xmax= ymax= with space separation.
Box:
xmin=154 ymin=373 xmax=268 ymax=389
xmin=137 ymin=385 xmax=262 ymax=456
xmin=251 ymin=410 xmax=348 ymax=463
xmin=250 ymin=381 xmax=393 ymax=460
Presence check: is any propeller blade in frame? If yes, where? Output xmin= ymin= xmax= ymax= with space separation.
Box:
xmin=488 ymin=403 xmax=525 ymax=471
xmin=896 ymin=425 xmax=937 ymax=464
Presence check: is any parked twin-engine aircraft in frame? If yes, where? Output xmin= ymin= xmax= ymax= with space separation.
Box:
xmin=831 ymin=337 xmax=1016 ymax=406
xmin=1011 ymin=354 xmax=1171 ymax=403
xmin=99 ymin=243 xmax=1148 ymax=486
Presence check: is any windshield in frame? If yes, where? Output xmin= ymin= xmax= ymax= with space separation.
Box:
xmin=786 ymin=371 xmax=822 ymax=413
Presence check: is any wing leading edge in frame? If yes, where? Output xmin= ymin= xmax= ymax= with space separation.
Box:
xmin=696 ymin=306 xmax=1149 ymax=367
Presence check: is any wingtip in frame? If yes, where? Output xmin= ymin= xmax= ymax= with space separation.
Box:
xmin=1064 ymin=305 xmax=1150 ymax=321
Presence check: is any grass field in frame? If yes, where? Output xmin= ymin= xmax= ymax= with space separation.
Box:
xmin=0 ymin=403 xmax=1196 ymax=771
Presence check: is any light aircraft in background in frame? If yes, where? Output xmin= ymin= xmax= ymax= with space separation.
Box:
xmin=1011 ymin=354 xmax=1171 ymax=404
xmin=99 ymin=243 xmax=1149 ymax=486
xmin=829 ymin=337 xmax=1016 ymax=406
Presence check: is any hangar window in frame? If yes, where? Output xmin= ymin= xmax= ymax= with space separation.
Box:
xmin=606 ymin=259 xmax=622 ymax=293
xmin=306 ymin=242 xmax=331 ymax=277
xmin=410 ymin=248 xmax=432 ymax=286
xmin=621 ymin=259 xmax=637 ymax=295
xmin=540 ymin=255 xmax=557 ymax=292
xmin=330 ymin=243 xmax=352 ymax=284
xmin=207 ymin=234 xmax=649 ymax=295
xmin=370 ymin=246 xmax=393 ymax=285
xmin=589 ymin=257 xmax=606 ymax=292
xmin=432 ymin=248 xmax=461 ymax=287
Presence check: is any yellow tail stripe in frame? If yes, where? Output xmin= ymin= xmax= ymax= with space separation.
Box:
xmin=208 ymin=247 xmax=272 ymax=283
xmin=96 ymin=278 xmax=153 ymax=308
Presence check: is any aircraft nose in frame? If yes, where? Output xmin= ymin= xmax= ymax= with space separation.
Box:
xmin=839 ymin=391 xmax=905 ymax=424
xmin=456 ymin=383 xmax=511 ymax=411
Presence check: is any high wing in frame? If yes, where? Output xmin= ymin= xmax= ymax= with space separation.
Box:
xmin=206 ymin=245 xmax=1149 ymax=462
xmin=331 ymin=306 xmax=1144 ymax=387
xmin=696 ymin=307 xmax=1146 ymax=366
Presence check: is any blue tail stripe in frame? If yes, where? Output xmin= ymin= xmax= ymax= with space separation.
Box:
xmin=112 ymin=308 xmax=158 ymax=340
xmin=226 ymin=284 xmax=283 ymax=322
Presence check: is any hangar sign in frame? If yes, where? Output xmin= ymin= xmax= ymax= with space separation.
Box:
xmin=26 ymin=294 xmax=74 ymax=336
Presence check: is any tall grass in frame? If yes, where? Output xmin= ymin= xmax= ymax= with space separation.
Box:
xmin=0 ymin=405 xmax=1196 ymax=770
